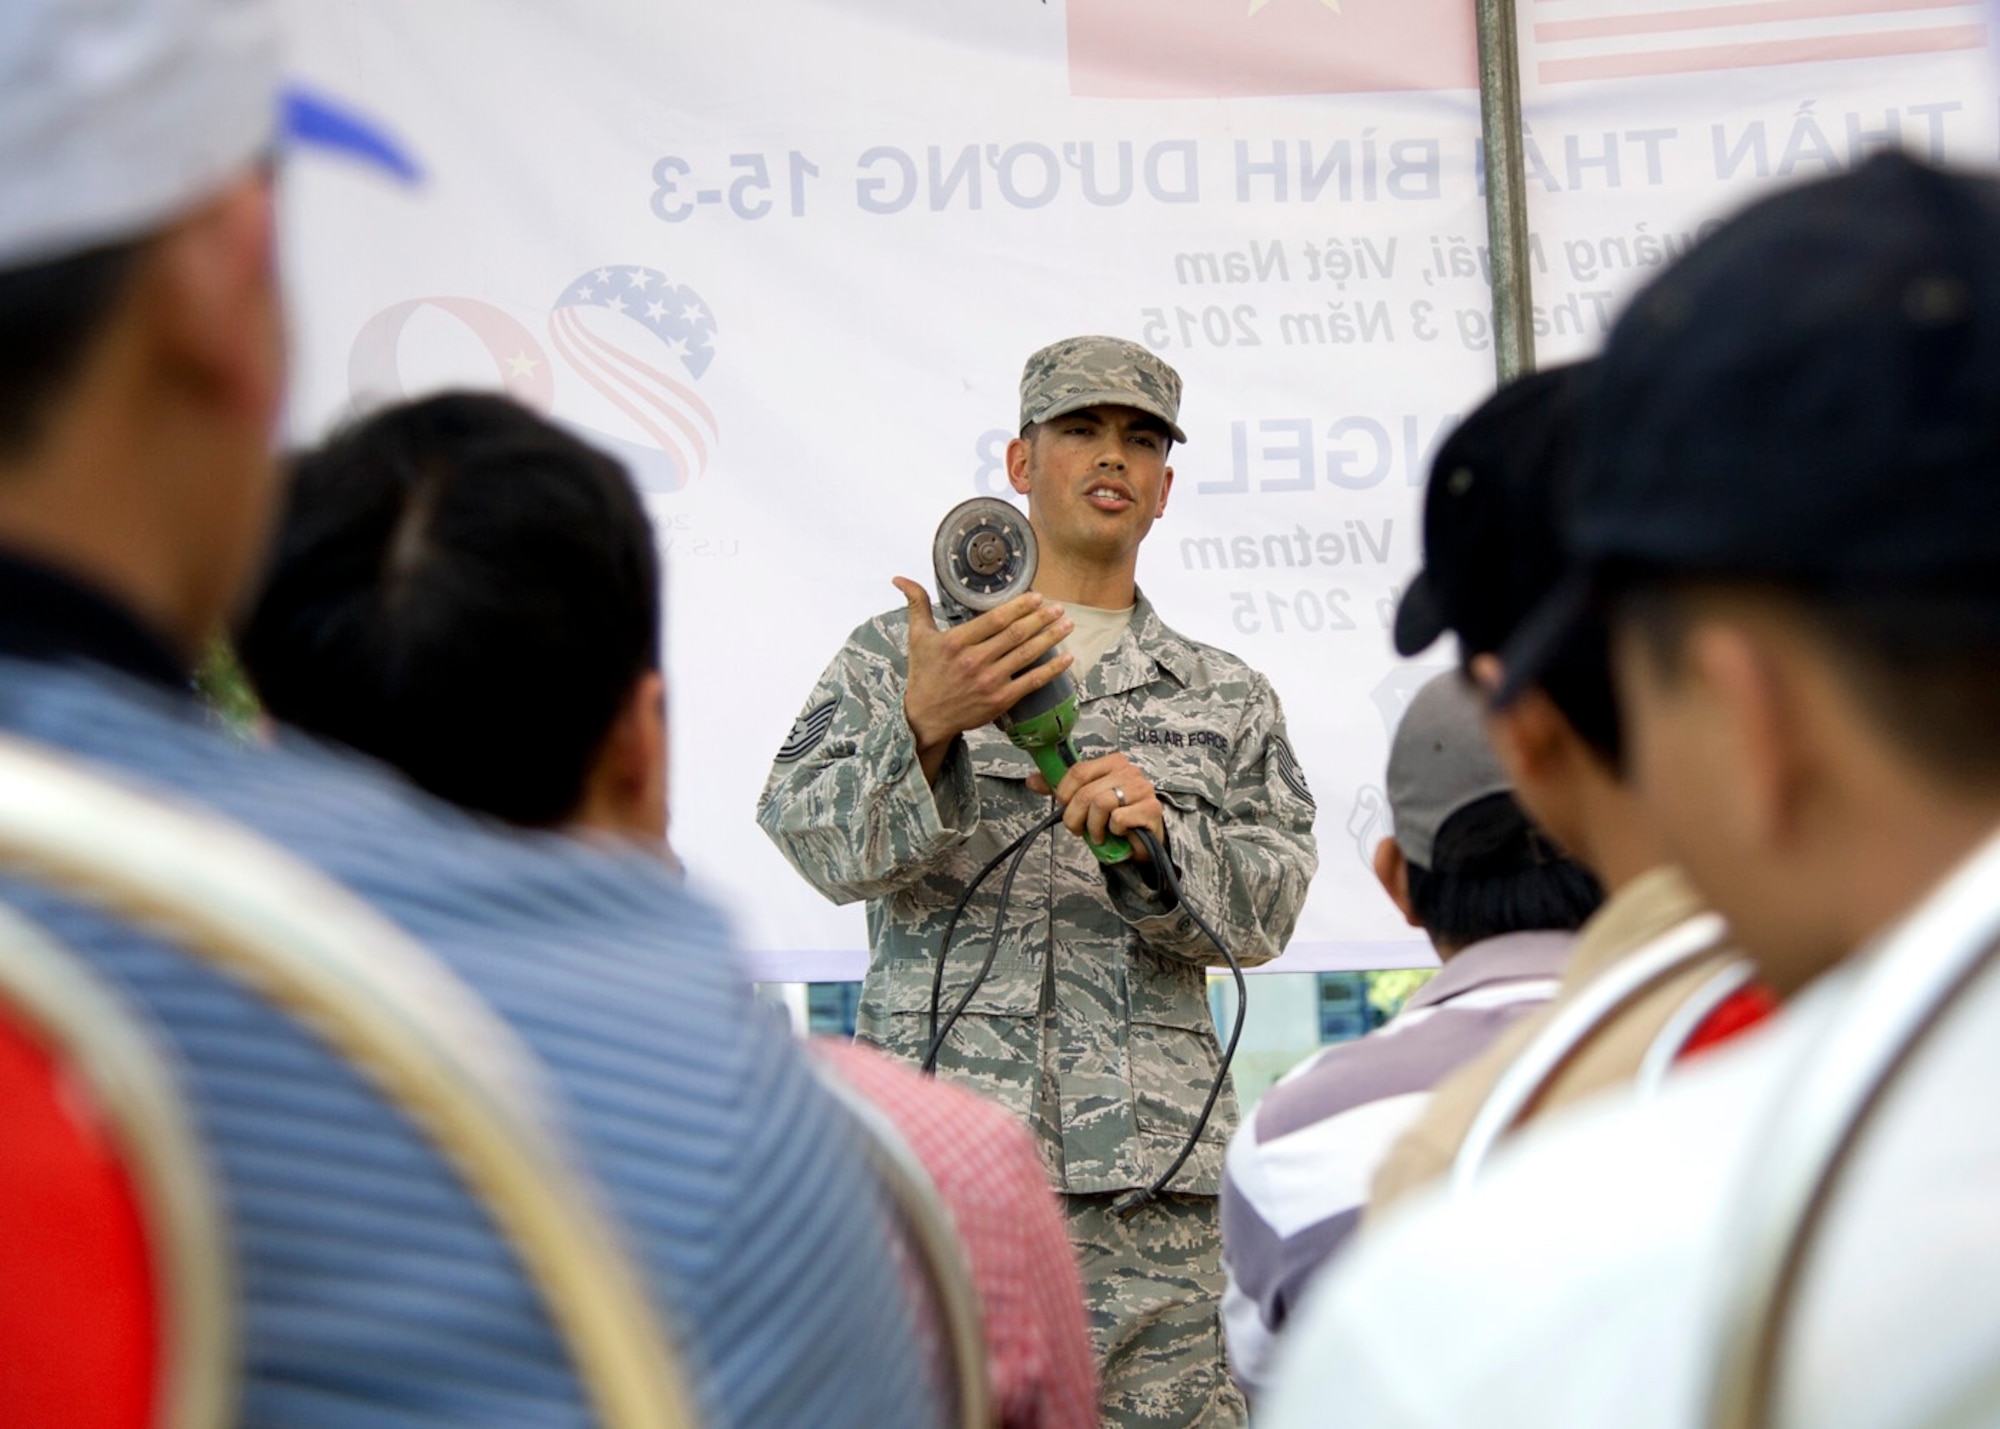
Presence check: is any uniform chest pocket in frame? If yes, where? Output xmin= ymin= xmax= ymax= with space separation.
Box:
xmin=1146 ymin=753 xmax=1228 ymax=818
xmin=965 ymin=742 xmax=1062 ymax=855
xmin=964 ymin=721 xmax=1040 ymax=782
xmin=1096 ymin=709 xmax=1229 ymax=806
xmin=969 ymin=747 xmax=1039 ymax=785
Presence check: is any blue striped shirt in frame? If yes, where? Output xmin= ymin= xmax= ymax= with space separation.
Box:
xmin=0 ymin=656 xmax=934 ymax=1429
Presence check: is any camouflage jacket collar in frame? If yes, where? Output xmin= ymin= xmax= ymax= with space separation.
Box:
xmin=1080 ymin=588 xmax=1201 ymax=702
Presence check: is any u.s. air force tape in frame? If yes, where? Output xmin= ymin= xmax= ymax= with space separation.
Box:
xmin=1271 ymin=735 xmax=1313 ymax=808
xmin=775 ymin=698 xmax=838 ymax=763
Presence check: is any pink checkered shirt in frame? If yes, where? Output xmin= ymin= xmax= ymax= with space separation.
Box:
xmin=815 ymin=1040 xmax=1099 ymax=1429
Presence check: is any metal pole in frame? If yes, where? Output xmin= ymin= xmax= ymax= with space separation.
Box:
xmin=1476 ymin=0 xmax=1535 ymax=383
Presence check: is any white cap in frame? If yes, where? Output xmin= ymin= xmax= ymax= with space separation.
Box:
xmin=0 ymin=0 xmax=281 ymax=269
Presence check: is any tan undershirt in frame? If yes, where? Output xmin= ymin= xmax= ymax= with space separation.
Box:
xmin=1059 ymin=601 xmax=1135 ymax=681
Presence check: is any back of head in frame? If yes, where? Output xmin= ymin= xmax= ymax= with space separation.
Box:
xmin=1393 ymin=362 xmax=1623 ymax=765
xmin=0 ymin=0 xmax=287 ymax=659
xmin=1568 ymin=154 xmax=2000 ymax=791
xmin=1388 ymin=672 xmax=1602 ymax=946
xmin=239 ymin=393 xmax=661 ymax=827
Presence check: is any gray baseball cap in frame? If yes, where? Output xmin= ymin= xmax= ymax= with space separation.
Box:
xmin=1019 ymin=335 xmax=1187 ymax=444
xmin=1387 ymin=671 xmax=1513 ymax=869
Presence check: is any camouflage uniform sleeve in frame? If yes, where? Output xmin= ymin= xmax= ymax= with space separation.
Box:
xmin=1106 ymin=674 xmax=1318 ymax=968
xmin=754 ymin=612 xmax=985 ymax=905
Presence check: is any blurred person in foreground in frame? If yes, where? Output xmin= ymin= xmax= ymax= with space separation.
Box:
xmin=1367 ymin=361 xmax=1771 ymax=1219
xmin=1263 ymin=151 xmax=2000 ymax=1428
xmin=1218 ymin=670 xmax=1596 ymax=1400
xmin=0 ymin=2 xmax=933 ymax=1423
xmin=240 ymin=390 xmax=1102 ymax=1429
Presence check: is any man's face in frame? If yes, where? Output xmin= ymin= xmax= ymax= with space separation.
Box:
xmin=1006 ymin=404 xmax=1174 ymax=568
xmin=1610 ymin=626 xmax=1718 ymax=885
xmin=1610 ymin=608 xmax=1843 ymax=990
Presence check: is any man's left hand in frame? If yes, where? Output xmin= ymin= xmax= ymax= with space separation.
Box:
xmin=1027 ymin=752 xmax=1163 ymax=862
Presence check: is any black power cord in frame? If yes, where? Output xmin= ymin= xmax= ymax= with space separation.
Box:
xmin=921 ymin=806 xmax=1062 ymax=1074
xmin=1110 ymin=826 xmax=1245 ymax=1218
xmin=920 ymin=811 xmax=1247 ymax=1220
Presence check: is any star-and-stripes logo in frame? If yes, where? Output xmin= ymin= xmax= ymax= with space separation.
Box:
xmin=547 ymin=266 xmax=719 ymax=491
xmin=346 ymin=265 xmax=722 ymax=494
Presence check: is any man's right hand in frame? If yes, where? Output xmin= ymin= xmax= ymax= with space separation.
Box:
xmin=893 ymin=578 xmax=1074 ymax=786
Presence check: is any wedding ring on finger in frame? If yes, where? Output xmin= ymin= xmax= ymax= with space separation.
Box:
xmin=1112 ymin=785 xmax=1128 ymax=807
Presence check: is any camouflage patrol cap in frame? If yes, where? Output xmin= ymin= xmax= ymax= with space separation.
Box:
xmin=1019 ymin=335 xmax=1188 ymax=444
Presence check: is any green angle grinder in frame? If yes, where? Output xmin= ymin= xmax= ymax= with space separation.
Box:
xmin=931 ymin=496 xmax=1132 ymax=865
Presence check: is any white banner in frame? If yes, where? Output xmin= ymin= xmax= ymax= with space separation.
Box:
xmin=282 ymin=0 xmax=1997 ymax=979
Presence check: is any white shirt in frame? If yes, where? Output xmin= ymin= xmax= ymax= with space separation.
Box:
xmin=1260 ymin=935 xmax=2000 ymax=1429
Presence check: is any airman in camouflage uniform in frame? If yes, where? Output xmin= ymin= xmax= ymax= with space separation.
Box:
xmin=758 ymin=336 xmax=1319 ymax=1427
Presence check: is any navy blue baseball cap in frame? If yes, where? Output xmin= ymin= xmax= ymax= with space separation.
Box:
xmin=1393 ymin=362 xmax=1593 ymax=662
xmin=1498 ymin=152 xmax=2000 ymax=700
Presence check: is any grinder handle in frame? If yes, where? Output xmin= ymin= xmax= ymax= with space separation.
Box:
xmin=1033 ymin=741 xmax=1133 ymax=865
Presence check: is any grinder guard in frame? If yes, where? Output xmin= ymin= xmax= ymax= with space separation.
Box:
xmin=930 ymin=497 xmax=1131 ymax=864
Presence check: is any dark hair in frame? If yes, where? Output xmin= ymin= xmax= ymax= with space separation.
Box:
xmin=0 ymin=239 xmax=146 ymax=459
xmin=1405 ymin=792 xmax=1604 ymax=946
xmin=238 ymin=392 xmax=661 ymax=826
xmin=1619 ymin=577 xmax=2000 ymax=789
xmin=1451 ymin=621 xmax=1623 ymax=767
xmin=1527 ymin=621 xmax=1624 ymax=768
